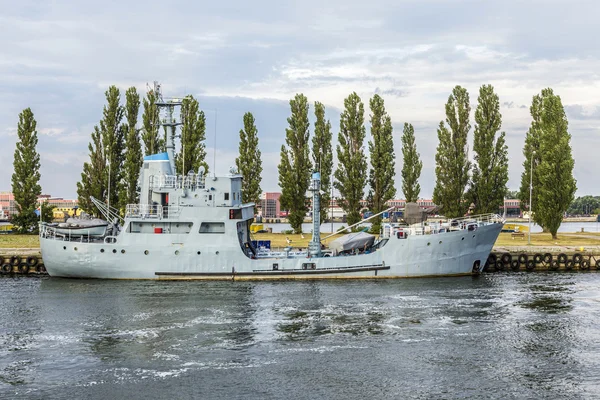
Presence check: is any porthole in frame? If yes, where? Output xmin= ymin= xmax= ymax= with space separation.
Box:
xmin=144 ymin=250 xmax=149 ymax=255
xmin=472 ymin=235 xmax=476 ymax=238
xmin=121 ymin=249 xmax=125 ymax=254
xmin=175 ymin=250 xmax=179 ymax=255
xmin=216 ymin=251 xmax=219 ymax=255
xmin=462 ymin=237 xmax=465 ymax=241
xmin=197 ymin=251 xmax=201 ymax=255
xmin=63 ymin=246 xmax=66 ymax=250
xmin=176 ymin=224 xmax=180 ymax=227
xmin=427 ymin=242 xmax=430 ymax=246
xmin=112 ymin=249 xmax=117 ymax=254
xmin=101 ymin=249 xmax=105 ymax=253
xmin=439 ymin=241 xmax=442 ymax=244
xmin=74 ymin=247 xmax=78 ymax=251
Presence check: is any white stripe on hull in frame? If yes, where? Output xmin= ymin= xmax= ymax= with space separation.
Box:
xmin=41 ymin=223 xmax=502 ymax=280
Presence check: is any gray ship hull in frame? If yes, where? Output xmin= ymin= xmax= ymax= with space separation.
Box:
xmin=40 ymin=223 xmax=502 ymax=280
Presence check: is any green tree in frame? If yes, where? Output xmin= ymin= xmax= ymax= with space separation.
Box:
xmin=433 ymin=86 xmax=471 ymax=218
xmin=505 ymin=189 xmax=519 ymax=199
xmin=521 ymin=88 xmax=576 ymax=238
xmin=77 ymin=126 xmax=105 ymax=216
xmin=367 ymin=94 xmax=396 ymax=233
xmin=278 ymin=94 xmax=312 ymax=233
xmin=120 ymin=87 xmax=142 ymax=209
xmin=102 ymin=86 xmax=125 ymax=213
xmin=401 ymin=123 xmax=422 ymax=203
xmin=334 ymin=92 xmax=367 ymax=227
xmin=77 ymin=86 xmax=124 ymax=216
xmin=235 ymin=112 xmax=263 ymax=206
xmin=567 ymin=195 xmax=600 ymax=215
xmin=519 ymin=93 xmax=543 ymax=220
xmin=141 ymin=86 xmax=163 ymax=155
xmin=39 ymin=201 xmax=55 ymax=224
xmin=469 ymin=85 xmax=509 ymax=214
xmin=311 ymin=102 xmax=333 ymax=223
xmin=175 ymin=95 xmax=207 ymax=175
xmin=10 ymin=108 xmax=42 ymax=233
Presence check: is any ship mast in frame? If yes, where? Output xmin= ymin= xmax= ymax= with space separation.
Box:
xmin=154 ymin=82 xmax=182 ymax=175
xmin=308 ymin=172 xmax=322 ymax=257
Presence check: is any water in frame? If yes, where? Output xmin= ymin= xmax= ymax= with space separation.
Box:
xmin=2 ymin=274 xmax=600 ymax=399
xmin=518 ymin=221 xmax=600 ymax=233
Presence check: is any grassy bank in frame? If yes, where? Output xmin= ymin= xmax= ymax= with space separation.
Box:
xmin=2 ymin=231 xmax=599 ymax=250
xmin=0 ymin=235 xmax=40 ymax=249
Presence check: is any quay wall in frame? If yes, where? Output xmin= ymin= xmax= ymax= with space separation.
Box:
xmin=487 ymin=247 xmax=600 ymax=273
xmin=0 ymin=250 xmax=45 ymax=275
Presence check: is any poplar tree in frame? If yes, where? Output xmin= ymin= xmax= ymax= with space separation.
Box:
xmin=175 ymin=95 xmax=207 ymax=175
xmin=278 ymin=94 xmax=312 ymax=233
xmin=11 ymin=108 xmax=42 ymax=233
xmin=367 ymin=94 xmax=396 ymax=233
xmin=518 ymin=93 xmax=543 ymax=219
xmin=235 ymin=112 xmax=262 ymax=206
xmin=469 ymin=85 xmax=509 ymax=214
xmin=120 ymin=87 xmax=142 ymax=209
xmin=519 ymin=88 xmax=576 ymax=238
xmin=433 ymin=86 xmax=471 ymax=218
xmin=77 ymin=86 xmax=124 ymax=216
xmin=311 ymin=102 xmax=333 ymax=223
xmin=77 ymin=126 xmax=105 ymax=216
xmin=334 ymin=92 xmax=367 ymax=227
xmin=103 ymin=86 xmax=125 ymax=213
xmin=401 ymin=123 xmax=422 ymax=203
xmin=142 ymin=87 xmax=163 ymax=155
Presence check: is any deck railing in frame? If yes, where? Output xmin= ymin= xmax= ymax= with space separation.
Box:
xmin=149 ymin=174 xmax=206 ymax=190
xmin=381 ymin=213 xmax=503 ymax=239
xmin=125 ymin=204 xmax=182 ymax=219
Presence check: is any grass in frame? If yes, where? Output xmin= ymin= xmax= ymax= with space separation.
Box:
xmin=2 ymin=231 xmax=599 ymax=250
xmin=494 ymin=232 xmax=600 ymax=247
xmin=0 ymin=234 xmax=40 ymax=249
xmin=251 ymin=232 xmax=345 ymax=249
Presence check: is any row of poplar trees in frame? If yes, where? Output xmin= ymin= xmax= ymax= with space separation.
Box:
xmin=433 ymin=85 xmax=575 ymax=239
xmin=278 ymin=93 xmax=423 ymax=234
xmin=77 ymin=86 xmax=209 ymax=215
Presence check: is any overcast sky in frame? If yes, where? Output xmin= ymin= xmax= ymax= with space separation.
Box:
xmin=1 ymin=0 xmax=599 ymax=200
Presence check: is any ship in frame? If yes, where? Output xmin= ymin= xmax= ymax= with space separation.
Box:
xmin=39 ymin=86 xmax=504 ymax=280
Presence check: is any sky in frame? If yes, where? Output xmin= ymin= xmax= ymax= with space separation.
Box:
xmin=1 ymin=0 xmax=599 ymax=200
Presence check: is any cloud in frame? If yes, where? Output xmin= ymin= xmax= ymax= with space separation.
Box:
xmin=0 ymin=0 xmax=599 ymax=199
xmin=565 ymin=105 xmax=600 ymax=120
xmin=502 ymin=101 xmax=527 ymax=109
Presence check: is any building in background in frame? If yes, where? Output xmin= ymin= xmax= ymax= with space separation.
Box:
xmin=501 ymin=199 xmax=521 ymax=217
xmin=260 ymin=192 xmax=282 ymax=218
xmin=0 ymin=192 xmax=17 ymax=219
xmin=0 ymin=192 xmax=79 ymax=220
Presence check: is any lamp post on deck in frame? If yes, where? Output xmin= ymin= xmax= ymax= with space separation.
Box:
xmin=528 ymin=151 xmax=535 ymax=245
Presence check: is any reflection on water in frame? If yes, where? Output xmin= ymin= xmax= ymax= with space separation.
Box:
xmin=1 ymin=274 xmax=600 ymax=399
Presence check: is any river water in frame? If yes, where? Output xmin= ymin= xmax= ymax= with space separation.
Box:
xmin=2 ymin=274 xmax=600 ymax=399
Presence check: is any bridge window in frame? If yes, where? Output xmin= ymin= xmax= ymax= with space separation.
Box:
xmin=225 ymin=192 xmax=230 ymax=201
xmin=199 ymin=222 xmax=225 ymax=234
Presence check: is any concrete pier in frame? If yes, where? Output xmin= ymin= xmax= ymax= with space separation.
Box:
xmin=0 ymin=248 xmax=46 ymax=275
xmin=487 ymin=246 xmax=600 ymax=272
